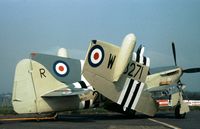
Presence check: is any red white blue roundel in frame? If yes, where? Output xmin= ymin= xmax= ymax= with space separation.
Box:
xmin=88 ymin=45 xmax=104 ymax=67
xmin=53 ymin=61 xmax=69 ymax=77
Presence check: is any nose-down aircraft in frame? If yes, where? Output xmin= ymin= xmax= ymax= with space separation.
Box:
xmin=12 ymin=33 xmax=200 ymax=118
xmin=82 ymin=33 xmax=200 ymax=118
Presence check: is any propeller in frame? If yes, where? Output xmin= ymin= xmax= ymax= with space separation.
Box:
xmin=172 ymin=42 xmax=177 ymax=66
xmin=183 ymin=68 xmax=200 ymax=73
xmin=171 ymin=42 xmax=200 ymax=99
xmin=171 ymin=42 xmax=200 ymax=74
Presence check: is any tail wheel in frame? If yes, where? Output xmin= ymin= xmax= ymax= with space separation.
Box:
xmin=175 ymin=105 xmax=186 ymax=119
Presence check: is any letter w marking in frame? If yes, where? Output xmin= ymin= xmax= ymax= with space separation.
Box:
xmin=107 ymin=54 xmax=116 ymax=69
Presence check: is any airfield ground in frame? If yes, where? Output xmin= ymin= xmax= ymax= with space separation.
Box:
xmin=0 ymin=111 xmax=199 ymax=129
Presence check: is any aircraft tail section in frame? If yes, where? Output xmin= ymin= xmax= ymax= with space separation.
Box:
xmin=83 ymin=34 xmax=151 ymax=112
xmin=12 ymin=53 xmax=93 ymax=114
xmin=12 ymin=58 xmax=68 ymax=114
xmin=84 ymin=34 xmax=137 ymax=82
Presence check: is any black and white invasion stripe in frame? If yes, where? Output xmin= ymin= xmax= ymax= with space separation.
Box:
xmin=73 ymin=80 xmax=94 ymax=109
xmin=72 ymin=80 xmax=93 ymax=90
xmin=117 ymin=45 xmax=150 ymax=110
xmin=79 ymin=99 xmax=93 ymax=109
xmin=136 ymin=45 xmax=150 ymax=67
xmin=73 ymin=80 xmax=93 ymax=109
xmin=117 ymin=78 xmax=145 ymax=110
xmin=73 ymin=81 xmax=87 ymax=89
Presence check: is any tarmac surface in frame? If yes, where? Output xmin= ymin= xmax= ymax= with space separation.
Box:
xmin=0 ymin=111 xmax=199 ymax=129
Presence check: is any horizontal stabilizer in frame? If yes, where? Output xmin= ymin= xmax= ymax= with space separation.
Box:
xmin=42 ymin=87 xmax=73 ymax=97
xmin=42 ymin=86 xmax=92 ymax=97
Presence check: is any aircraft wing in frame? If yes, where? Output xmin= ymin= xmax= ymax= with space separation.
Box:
xmin=147 ymin=85 xmax=180 ymax=99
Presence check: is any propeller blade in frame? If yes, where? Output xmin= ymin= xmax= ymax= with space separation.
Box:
xmin=172 ymin=42 xmax=177 ymax=66
xmin=183 ymin=68 xmax=200 ymax=73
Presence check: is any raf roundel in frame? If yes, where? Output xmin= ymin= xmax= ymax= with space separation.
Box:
xmin=53 ymin=61 xmax=69 ymax=77
xmin=88 ymin=45 xmax=104 ymax=67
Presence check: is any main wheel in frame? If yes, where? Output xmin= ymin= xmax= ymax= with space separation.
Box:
xmin=175 ymin=105 xmax=186 ymax=119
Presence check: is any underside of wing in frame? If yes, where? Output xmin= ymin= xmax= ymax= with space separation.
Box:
xmin=42 ymin=84 xmax=93 ymax=98
xmin=147 ymin=85 xmax=179 ymax=99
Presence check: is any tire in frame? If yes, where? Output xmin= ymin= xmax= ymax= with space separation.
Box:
xmin=175 ymin=105 xmax=186 ymax=119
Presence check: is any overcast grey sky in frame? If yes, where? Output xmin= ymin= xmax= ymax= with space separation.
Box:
xmin=0 ymin=0 xmax=200 ymax=93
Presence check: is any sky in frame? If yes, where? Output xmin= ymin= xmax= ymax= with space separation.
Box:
xmin=0 ymin=0 xmax=200 ymax=93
